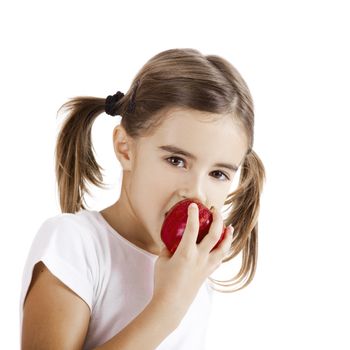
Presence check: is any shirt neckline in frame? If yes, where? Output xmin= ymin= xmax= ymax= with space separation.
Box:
xmin=91 ymin=210 xmax=159 ymax=259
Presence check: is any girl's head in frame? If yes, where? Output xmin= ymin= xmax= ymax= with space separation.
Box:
xmin=55 ymin=48 xmax=266 ymax=292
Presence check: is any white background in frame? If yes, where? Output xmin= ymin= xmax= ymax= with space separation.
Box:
xmin=1 ymin=0 xmax=349 ymax=349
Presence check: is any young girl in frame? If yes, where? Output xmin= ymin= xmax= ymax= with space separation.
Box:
xmin=20 ymin=48 xmax=265 ymax=349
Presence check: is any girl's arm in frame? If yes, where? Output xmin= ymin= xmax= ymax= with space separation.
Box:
xmin=92 ymin=297 xmax=178 ymax=350
xmin=21 ymin=261 xmax=91 ymax=350
xmin=96 ymin=205 xmax=234 ymax=350
xmin=22 ymin=262 xmax=179 ymax=350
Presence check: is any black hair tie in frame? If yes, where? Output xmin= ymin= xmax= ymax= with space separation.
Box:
xmin=105 ymin=91 xmax=125 ymax=116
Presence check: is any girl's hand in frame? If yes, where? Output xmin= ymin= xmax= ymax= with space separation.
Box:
xmin=152 ymin=203 xmax=234 ymax=323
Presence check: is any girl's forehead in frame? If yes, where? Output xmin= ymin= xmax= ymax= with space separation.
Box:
xmin=142 ymin=108 xmax=248 ymax=162
xmin=155 ymin=108 xmax=242 ymax=138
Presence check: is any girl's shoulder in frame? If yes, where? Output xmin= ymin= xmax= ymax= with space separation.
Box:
xmin=35 ymin=209 xmax=110 ymax=251
xmin=20 ymin=210 xmax=105 ymax=325
xmin=39 ymin=209 xmax=103 ymax=233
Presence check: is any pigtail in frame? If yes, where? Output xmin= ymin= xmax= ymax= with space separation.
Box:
xmin=54 ymin=95 xmax=125 ymax=213
xmin=208 ymin=149 xmax=266 ymax=292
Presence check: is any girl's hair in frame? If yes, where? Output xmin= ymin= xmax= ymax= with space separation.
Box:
xmin=55 ymin=48 xmax=266 ymax=293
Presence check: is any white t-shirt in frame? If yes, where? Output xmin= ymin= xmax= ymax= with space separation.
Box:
xmin=19 ymin=209 xmax=214 ymax=349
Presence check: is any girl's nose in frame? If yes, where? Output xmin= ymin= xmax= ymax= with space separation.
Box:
xmin=178 ymin=175 xmax=206 ymax=205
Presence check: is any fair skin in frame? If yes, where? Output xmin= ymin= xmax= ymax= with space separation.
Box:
xmin=100 ymin=107 xmax=248 ymax=256
xmin=22 ymin=107 xmax=249 ymax=349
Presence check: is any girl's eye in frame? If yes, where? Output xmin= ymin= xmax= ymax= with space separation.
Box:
xmin=165 ymin=156 xmax=230 ymax=181
xmin=166 ymin=156 xmax=185 ymax=167
xmin=211 ymin=170 xmax=230 ymax=181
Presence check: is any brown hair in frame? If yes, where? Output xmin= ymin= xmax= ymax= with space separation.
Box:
xmin=55 ymin=48 xmax=266 ymax=293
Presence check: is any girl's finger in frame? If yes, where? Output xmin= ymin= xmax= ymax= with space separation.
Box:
xmin=175 ymin=203 xmax=200 ymax=255
xmin=208 ymin=225 xmax=234 ymax=265
xmin=198 ymin=207 xmax=224 ymax=254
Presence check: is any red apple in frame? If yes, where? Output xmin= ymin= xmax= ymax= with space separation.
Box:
xmin=161 ymin=199 xmax=227 ymax=255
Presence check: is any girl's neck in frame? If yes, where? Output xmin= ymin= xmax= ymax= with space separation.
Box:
xmin=99 ymin=198 xmax=161 ymax=256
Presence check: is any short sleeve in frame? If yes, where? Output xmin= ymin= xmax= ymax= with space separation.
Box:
xmin=20 ymin=214 xmax=98 ymax=317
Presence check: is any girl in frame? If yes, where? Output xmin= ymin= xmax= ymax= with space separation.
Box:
xmin=20 ymin=48 xmax=265 ymax=349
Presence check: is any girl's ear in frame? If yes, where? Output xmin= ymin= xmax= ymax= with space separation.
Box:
xmin=112 ymin=125 xmax=134 ymax=171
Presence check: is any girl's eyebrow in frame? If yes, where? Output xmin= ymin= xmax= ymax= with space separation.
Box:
xmin=158 ymin=145 xmax=238 ymax=172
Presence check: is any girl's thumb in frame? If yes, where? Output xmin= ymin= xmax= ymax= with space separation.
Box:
xmin=159 ymin=244 xmax=171 ymax=258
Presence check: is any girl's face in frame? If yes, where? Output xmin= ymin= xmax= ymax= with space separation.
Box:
xmin=116 ymin=107 xmax=248 ymax=254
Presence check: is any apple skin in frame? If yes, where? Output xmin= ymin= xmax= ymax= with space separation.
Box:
xmin=161 ymin=199 xmax=227 ymax=255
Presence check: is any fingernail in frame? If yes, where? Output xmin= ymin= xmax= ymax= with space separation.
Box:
xmin=189 ymin=203 xmax=197 ymax=210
